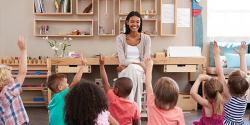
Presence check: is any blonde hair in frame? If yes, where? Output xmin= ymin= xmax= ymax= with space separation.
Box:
xmin=0 ymin=65 xmax=12 ymax=89
xmin=154 ymin=77 xmax=179 ymax=109
xmin=204 ymin=78 xmax=224 ymax=115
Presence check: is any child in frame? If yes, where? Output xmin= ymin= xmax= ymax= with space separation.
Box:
xmin=99 ymin=56 xmax=140 ymax=125
xmin=214 ymin=41 xmax=249 ymax=125
xmin=0 ymin=36 xmax=29 ymax=125
xmin=47 ymin=57 xmax=87 ymax=125
xmin=144 ymin=58 xmax=185 ymax=125
xmin=64 ymin=81 xmax=119 ymax=125
xmin=190 ymin=74 xmax=224 ymax=125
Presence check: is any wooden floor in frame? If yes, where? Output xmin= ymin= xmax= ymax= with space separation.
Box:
xmin=26 ymin=107 xmax=250 ymax=125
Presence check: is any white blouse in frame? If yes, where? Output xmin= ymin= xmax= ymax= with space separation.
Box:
xmin=126 ymin=44 xmax=140 ymax=64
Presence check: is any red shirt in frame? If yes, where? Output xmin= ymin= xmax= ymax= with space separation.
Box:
xmin=107 ymin=89 xmax=140 ymax=125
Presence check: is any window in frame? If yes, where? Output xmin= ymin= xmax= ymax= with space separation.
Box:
xmin=207 ymin=0 xmax=250 ymax=37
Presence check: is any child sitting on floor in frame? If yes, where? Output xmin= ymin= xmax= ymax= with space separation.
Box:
xmin=214 ymin=41 xmax=249 ymax=125
xmin=99 ymin=55 xmax=140 ymax=125
xmin=190 ymin=74 xmax=224 ymax=125
xmin=0 ymin=36 xmax=29 ymax=125
xmin=144 ymin=58 xmax=185 ymax=125
xmin=47 ymin=57 xmax=86 ymax=125
xmin=64 ymin=80 xmax=118 ymax=125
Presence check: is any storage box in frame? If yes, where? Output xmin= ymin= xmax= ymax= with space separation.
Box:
xmin=56 ymin=65 xmax=91 ymax=73
xmin=177 ymin=94 xmax=197 ymax=111
xmin=164 ymin=64 xmax=197 ymax=72
xmin=167 ymin=46 xmax=201 ymax=57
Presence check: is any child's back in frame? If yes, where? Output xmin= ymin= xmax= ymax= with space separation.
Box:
xmin=144 ymin=58 xmax=185 ymax=125
xmin=99 ymin=56 xmax=140 ymax=125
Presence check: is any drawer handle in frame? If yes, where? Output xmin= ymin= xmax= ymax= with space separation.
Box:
xmin=177 ymin=64 xmax=186 ymax=67
xmin=182 ymin=96 xmax=190 ymax=99
xmin=69 ymin=65 xmax=77 ymax=67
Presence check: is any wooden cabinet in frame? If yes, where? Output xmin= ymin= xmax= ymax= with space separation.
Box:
xmin=0 ymin=58 xmax=51 ymax=106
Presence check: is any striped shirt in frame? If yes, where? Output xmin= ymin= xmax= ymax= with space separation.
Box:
xmin=224 ymin=96 xmax=247 ymax=125
xmin=0 ymin=83 xmax=29 ymax=125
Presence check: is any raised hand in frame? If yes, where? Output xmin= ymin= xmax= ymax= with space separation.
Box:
xmin=198 ymin=74 xmax=211 ymax=81
xmin=239 ymin=41 xmax=247 ymax=55
xmin=17 ymin=36 xmax=26 ymax=51
xmin=99 ymin=55 xmax=105 ymax=66
xmin=213 ymin=41 xmax=220 ymax=56
xmin=80 ymin=56 xmax=87 ymax=66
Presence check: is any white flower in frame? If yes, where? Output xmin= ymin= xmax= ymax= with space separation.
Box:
xmin=64 ymin=37 xmax=67 ymax=41
xmin=59 ymin=42 xmax=63 ymax=45
xmin=68 ymin=37 xmax=73 ymax=41
xmin=52 ymin=46 xmax=59 ymax=50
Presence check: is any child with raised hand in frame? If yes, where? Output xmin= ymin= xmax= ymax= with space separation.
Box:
xmin=47 ymin=57 xmax=87 ymax=125
xmin=99 ymin=55 xmax=140 ymax=125
xmin=64 ymin=80 xmax=119 ymax=125
xmin=0 ymin=36 xmax=29 ymax=125
xmin=214 ymin=41 xmax=249 ymax=125
xmin=190 ymin=74 xmax=224 ymax=125
xmin=144 ymin=58 xmax=185 ymax=125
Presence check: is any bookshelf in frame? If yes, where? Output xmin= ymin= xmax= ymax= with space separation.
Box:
xmin=33 ymin=0 xmax=73 ymax=15
xmin=34 ymin=19 xmax=94 ymax=37
xmin=0 ymin=57 xmax=51 ymax=106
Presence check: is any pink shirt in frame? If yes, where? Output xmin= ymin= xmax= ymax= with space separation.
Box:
xmin=107 ymin=90 xmax=140 ymax=125
xmin=147 ymin=92 xmax=185 ymax=125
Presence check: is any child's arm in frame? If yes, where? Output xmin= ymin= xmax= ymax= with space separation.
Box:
xmin=144 ymin=58 xmax=153 ymax=94
xmin=69 ymin=57 xmax=87 ymax=88
xmin=108 ymin=115 xmax=119 ymax=125
xmin=190 ymin=74 xmax=210 ymax=107
xmin=99 ymin=55 xmax=110 ymax=93
xmin=214 ymin=41 xmax=230 ymax=99
xmin=16 ymin=36 xmax=27 ymax=85
xmin=239 ymin=41 xmax=247 ymax=73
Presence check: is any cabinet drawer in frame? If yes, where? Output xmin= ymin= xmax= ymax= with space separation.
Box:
xmin=56 ymin=65 xmax=91 ymax=73
xmin=177 ymin=94 xmax=197 ymax=111
xmin=164 ymin=64 xmax=197 ymax=72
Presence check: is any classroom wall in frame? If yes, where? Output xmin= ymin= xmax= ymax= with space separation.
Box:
xmin=0 ymin=0 xmax=194 ymax=57
xmin=0 ymin=0 xmax=205 ymax=91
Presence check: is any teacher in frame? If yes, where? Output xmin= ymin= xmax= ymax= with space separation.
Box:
xmin=116 ymin=11 xmax=151 ymax=112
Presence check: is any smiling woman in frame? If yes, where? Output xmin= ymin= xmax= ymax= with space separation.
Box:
xmin=116 ymin=11 xmax=151 ymax=113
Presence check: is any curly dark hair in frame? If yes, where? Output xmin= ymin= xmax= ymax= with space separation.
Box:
xmin=124 ymin=11 xmax=143 ymax=34
xmin=64 ymin=80 xmax=108 ymax=125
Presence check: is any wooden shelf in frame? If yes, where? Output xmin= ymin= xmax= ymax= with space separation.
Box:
xmin=33 ymin=0 xmax=73 ymax=15
xmin=118 ymin=0 xmax=136 ymax=15
xmin=76 ymin=0 xmax=94 ymax=15
xmin=13 ymin=75 xmax=47 ymax=78
xmin=34 ymin=19 xmax=94 ymax=37
xmin=98 ymin=0 xmax=115 ymax=36
xmin=160 ymin=0 xmax=177 ymax=36
xmin=22 ymin=87 xmax=46 ymax=91
xmin=23 ymin=101 xmax=46 ymax=104
xmin=139 ymin=0 xmax=157 ymax=16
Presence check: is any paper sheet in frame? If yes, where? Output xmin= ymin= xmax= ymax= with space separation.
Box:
xmin=177 ymin=8 xmax=191 ymax=27
xmin=161 ymin=4 xmax=174 ymax=23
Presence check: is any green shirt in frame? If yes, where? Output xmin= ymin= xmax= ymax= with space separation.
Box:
xmin=48 ymin=88 xmax=70 ymax=125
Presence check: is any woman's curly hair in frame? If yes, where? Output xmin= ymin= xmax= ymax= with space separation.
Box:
xmin=64 ymin=80 xmax=108 ymax=125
